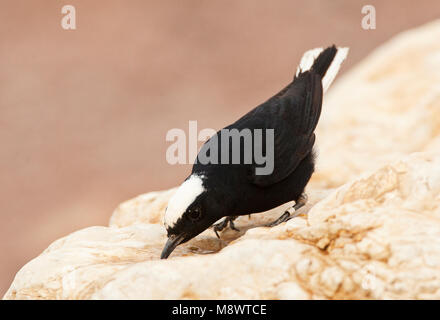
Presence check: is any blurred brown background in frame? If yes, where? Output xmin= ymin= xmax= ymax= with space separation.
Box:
xmin=1 ymin=0 xmax=439 ymax=296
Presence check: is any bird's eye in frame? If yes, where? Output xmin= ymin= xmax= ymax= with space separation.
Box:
xmin=188 ymin=207 xmax=202 ymax=221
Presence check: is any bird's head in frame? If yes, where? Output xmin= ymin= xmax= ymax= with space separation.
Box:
xmin=160 ymin=174 xmax=222 ymax=259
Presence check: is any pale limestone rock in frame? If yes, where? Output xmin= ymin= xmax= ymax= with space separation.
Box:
xmin=4 ymin=153 xmax=440 ymax=300
xmin=4 ymin=21 xmax=440 ymax=300
xmin=312 ymin=20 xmax=440 ymax=189
xmin=110 ymin=188 xmax=176 ymax=228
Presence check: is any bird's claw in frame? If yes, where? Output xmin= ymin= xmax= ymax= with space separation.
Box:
xmin=229 ymin=220 xmax=239 ymax=231
xmin=265 ymin=194 xmax=307 ymax=227
xmin=213 ymin=216 xmax=239 ymax=238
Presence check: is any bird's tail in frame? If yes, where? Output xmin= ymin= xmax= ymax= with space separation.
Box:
xmin=296 ymin=45 xmax=349 ymax=92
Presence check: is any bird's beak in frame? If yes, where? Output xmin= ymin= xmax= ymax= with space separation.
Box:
xmin=160 ymin=233 xmax=185 ymax=259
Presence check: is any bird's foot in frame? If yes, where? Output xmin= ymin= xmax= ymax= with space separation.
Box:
xmin=265 ymin=194 xmax=307 ymax=227
xmin=213 ymin=216 xmax=239 ymax=238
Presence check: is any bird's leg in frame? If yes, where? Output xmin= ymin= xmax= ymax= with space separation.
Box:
xmin=265 ymin=194 xmax=307 ymax=227
xmin=213 ymin=216 xmax=239 ymax=238
xmin=228 ymin=217 xmax=239 ymax=231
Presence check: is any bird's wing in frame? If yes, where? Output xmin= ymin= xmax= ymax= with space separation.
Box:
xmin=248 ymin=72 xmax=323 ymax=187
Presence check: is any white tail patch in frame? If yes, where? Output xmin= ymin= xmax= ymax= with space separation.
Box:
xmin=164 ymin=174 xmax=206 ymax=228
xmin=296 ymin=47 xmax=349 ymax=92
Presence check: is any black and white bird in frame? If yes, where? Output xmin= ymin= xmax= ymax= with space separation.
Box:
xmin=161 ymin=45 xmax=348 ymax=259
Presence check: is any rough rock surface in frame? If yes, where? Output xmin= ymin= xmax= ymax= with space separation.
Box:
xmin=312 ymin=20 xmax=440 ymax=189
xmin=4 ymin=21 xmax=440 ymax=300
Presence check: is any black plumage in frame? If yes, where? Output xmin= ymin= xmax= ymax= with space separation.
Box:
xmin=161 ymin=45 xmax=344 ymax=259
